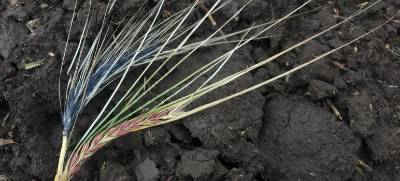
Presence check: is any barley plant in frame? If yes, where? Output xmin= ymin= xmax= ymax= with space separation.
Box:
xmin=54 ymin=0 xmax=398 ymax=180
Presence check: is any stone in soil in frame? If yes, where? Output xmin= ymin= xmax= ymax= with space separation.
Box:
xmin=347 ymin=93 xmax=376 ymax=137
xmin=176 ymin=149 xmax=221 ymax=180
xmin=259 ymin=95 xmax=360 ymax=180
xmin=0 ymin=19 xmax=17 ymax=59
xmin=100 ymin=162 xmax=131 ymax=181
xmin=307 ymin=79 xmax=338 ymax=101
xmin=134 ymin=158 xmax=159 ymax=181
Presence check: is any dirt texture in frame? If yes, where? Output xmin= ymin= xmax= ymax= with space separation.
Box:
xmin=1 ymin=0 xmax=400 ymax=181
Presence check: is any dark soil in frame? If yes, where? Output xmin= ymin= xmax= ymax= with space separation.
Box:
xmin=1 ymin=0 xmax=400 ymax=180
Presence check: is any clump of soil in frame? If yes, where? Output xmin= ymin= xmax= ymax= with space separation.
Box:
xmin=1 ymin=0 xmax=400 ymax=180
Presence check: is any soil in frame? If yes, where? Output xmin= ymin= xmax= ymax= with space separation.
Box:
xmin=1 ymin=0 xmax=400 ymax=181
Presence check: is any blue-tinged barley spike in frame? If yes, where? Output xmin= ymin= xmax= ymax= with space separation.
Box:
xmin=62 ymin=44 xmax=159 ymax=134
xmin=86 ymin=44 xmax=159 ymax=96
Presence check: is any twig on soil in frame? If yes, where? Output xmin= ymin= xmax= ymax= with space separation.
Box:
xmin=197 ymin=0 xmax=227 ymax=40
xmin=331 ymin=61 xmax=349 ymax=71
xmin=1 ymin=113 xmax=10 ymax=127
xmin=198 ymin=0 xmax=218 ymax=26
xmin=0 ymin=138 xmax=15 ymax=146
xmin=357 ymin=159 xmax=373 ymax=172
xmin=352 ymin=91 xmax=361 ymax=96
xmin=325 ymin=99 xmax=343 ymax=121
xmin=24 ymin=60 xmax=47 ymax=70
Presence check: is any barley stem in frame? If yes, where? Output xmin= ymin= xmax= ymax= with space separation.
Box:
xmin=55 ymin=135 xmax=68 ymax=181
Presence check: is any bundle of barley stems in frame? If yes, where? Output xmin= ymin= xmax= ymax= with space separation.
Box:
xmin=54 ymin=0 xmax=398 ymax=180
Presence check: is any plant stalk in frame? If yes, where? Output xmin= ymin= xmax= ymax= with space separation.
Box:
xmin=55 ymin=135 xmax=68 ymax=181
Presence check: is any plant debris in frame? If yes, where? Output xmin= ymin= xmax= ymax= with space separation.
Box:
xmin=24 ymin=59 xmax=46 ymax=69
xmin=0 ymin=138 xmax=15 ymax=146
